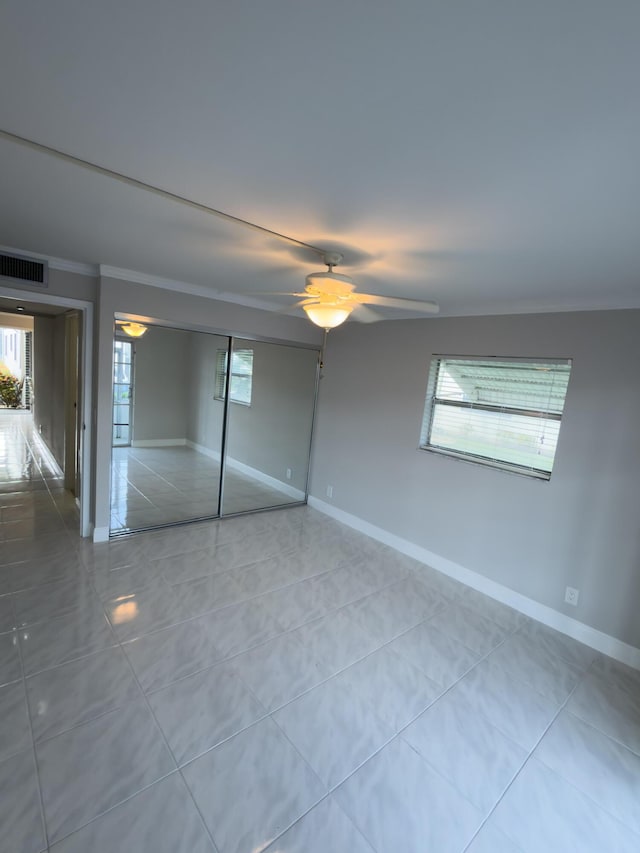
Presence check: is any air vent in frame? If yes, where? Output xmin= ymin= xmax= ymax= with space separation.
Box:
xmin=0 ymin=252 xmax=49 ymax=287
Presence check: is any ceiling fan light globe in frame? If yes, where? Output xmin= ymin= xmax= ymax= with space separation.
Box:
xmin=120 ymin=322 xmax=148 ymax=338
xmin=303 ymin=303 xmax=353 ymax=329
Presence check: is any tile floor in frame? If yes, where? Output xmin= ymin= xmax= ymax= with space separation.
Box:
xmin=2 ymin=410 xmax=640 ymax=852
xmin=111 ymin=445 xmax=300 ymax=533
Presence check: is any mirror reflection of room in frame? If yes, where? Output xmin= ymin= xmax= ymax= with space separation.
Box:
xmin=222 ymin=339 xmax=318 ymax=515
xmin=110 ymin=325 xmax=226 ymax=533
xmin=110 ymin=323 xmax=319 ymax=534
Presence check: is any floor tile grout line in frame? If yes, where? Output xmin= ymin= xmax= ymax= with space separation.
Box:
xmin=116 ymin=583 xmax=435 ymax=699
xmin=530 ymin=728 xmax=640 ymax=842
xmin=45 ymin=556 xmax=222 ymax=852
xmin=8 ymin=515 xmax=576 ymax=708
xmin=14 ymin=611 xmax=51 ymax=852
xmin=4 ymin=425 xmax=74 ymax=853
xmin=506 ymin=620 xmax=599 ymax=674
xmin=18 ymin=623 xmax=120 ymax=680
xmin=165 ymin=598 xmax=527 ymax=853
xmin=116 ymin=592 xmax=483 ymax=769
xmin=532 ymin=657 xmax=640 ymax=827
xmin=459 ymin=659 xmax=597 ymax=851
xmin=102 ymin=557 xmax=412 ymax=648
xmin=109 ymin=556 xmax=405 ymax=643
xmin=108 ymin=557 xmax=520 ymax=710
xmin=92 ymin=516 xmax=225 ymax=851
xmin=44 ymin=770 xmax=181 ymax=850
xmin=7 ymin=494 xmax=634 ymax=850
xmin=563 ymin=704 xmax=640 ymax=759
xmin=22 ymin=570 xmax=136 ymax=748
xmin=112 ymin=605 xmax=223 ymax=853
xmin=110 ymin=445 xmax=299 ymax=534
xmin=250 ymin=611 xmax=567 ymax=852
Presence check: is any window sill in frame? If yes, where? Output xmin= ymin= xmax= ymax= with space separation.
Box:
xmin=418 ymin=445 xmax=552 ymax=481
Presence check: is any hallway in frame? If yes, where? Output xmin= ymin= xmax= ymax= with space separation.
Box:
xmin=0 ymin=411 xmax=79 ymax=552
xmin=2 ymin=411 xmax=640 ymax=853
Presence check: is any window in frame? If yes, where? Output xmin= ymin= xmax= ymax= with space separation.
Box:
xmin=215 ymin=348 xmax=253 ymax=405
xmin=420 ymin=356 xmax=572 ymax=479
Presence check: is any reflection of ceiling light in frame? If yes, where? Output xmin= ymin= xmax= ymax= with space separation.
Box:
xmin=303 ymin=302 xmax=354 ymax=330
xmin=120 ymin=322 xmax=148 ymax=338
xmin=16 ymin=305 xmax=25 ymax=312
xmin=111 ymin=596 xmax=139 ymax=624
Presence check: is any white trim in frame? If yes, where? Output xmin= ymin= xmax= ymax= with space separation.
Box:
xmin=92 ymin=526 xmax=110 ymax=543
xmin=0 ymin=244 xmax=98 ymax=277
xmin=226 ymin=456 xmax=305 ymax=501
xmin=99 ymin=265 xmax=277 ymax=313
xmin=130 ymin=438 xmax=187 ymax=447
xmin=185 ymin=440 xmax=221 ymax=462
xmin=308 ymin=497 xmax=640 ymax=670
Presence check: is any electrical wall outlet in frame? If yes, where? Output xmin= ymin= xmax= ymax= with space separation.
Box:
xmin=286 ymin=468 xmax=292 ymax=480
xmin=326 ymin=485 xmax=333 ymax=498
xmin=564 ymin=586 xmax=580 ymax=606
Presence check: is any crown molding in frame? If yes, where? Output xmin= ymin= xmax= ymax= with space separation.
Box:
xmin=98 ymin=264 xmax=279 ymax=313
xmin=50 ymin=257 xmax=99 ymax=276
xmin=0 ymin=244 xmax=98 ymax=277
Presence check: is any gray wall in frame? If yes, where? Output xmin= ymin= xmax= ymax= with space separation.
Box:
xmin=32 ymin=314 xmax=66 ymax=469
xmin=131 ymin=326 xmax=189 ymax=442
xmin=309 ymin=309 xmax=640 ymax=649
xmin=185 ymin=331 xmax=227 ymax=455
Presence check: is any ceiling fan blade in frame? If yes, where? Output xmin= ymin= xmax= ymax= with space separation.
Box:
xmin=350 ymin=304 xmax=384 ymax=324
xmin=355 ymin=293 xmax=439 ymax=313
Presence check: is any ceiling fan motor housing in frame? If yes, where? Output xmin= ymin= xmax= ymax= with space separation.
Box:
xmin=305 ymin=271 xmax=355 ymax=298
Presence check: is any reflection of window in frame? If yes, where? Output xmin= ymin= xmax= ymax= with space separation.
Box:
xmin=215 ymin=348 xmax=253 ymax=405
xmin=420 ymin=356 xmax=572 ymax=479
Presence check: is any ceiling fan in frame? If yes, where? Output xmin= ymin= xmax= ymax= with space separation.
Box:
xmin=272 ymin=252 xmax=439 ymax=330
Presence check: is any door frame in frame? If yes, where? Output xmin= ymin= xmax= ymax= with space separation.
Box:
xmin=0 ymin=284 xmax=94 ymax=537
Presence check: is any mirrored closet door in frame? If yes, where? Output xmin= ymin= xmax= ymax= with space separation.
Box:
xmin=110 ymin=322 xmax=319 ymax=535
xmin=221 ymin=339 xmax=319 ymax=515
xmin=110 ymin=325 xmax=228 ymax=533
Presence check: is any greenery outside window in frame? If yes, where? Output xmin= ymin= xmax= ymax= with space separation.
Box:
xmin=420 ymin=355 xmax=572 ymax=479
xmin=215 ymin=348 xmax=253 ymax=405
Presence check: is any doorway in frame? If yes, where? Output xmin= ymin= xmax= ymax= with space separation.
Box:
xmin=0 ymin=286 xmax=93 ymax=537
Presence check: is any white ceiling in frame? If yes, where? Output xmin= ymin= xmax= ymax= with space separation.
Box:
xmin=1 ymin=1 xmax=639 ymax=319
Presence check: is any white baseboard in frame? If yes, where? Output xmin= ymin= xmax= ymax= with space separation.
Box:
xmin=226 ymin=456 xmax=305 ymax=501
xmin=131 ymin=438 xmax=187 ymax=447
xmin=186 ymin=440 xmax=305 ymax=501
xmin=92 ymin=526 xmax=110 ymax=543
xmin=308 ymin=497 xmax=640 ymax=670
xmin=185 ymin=440 xmax=221 ymax=462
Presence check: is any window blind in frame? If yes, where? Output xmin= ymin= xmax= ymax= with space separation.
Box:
xmin=215 ymin=348 xmax=253 ymax=405
xmin=420 ymin=356 xmax=572 ymax=478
